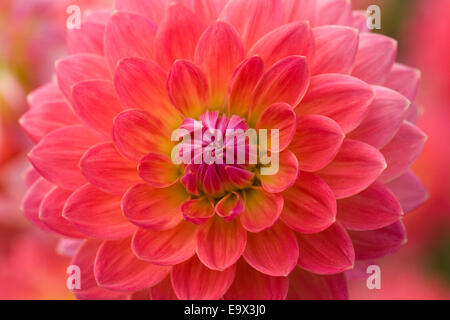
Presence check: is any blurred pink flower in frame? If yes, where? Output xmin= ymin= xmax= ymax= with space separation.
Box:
xmin=20 ymin=0 xmax=427 ymax=300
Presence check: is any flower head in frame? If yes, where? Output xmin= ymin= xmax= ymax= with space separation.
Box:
xmin=21 ymin=0 xmax=427 ymax=300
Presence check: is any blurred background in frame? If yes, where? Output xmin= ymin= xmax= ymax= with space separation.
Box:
xmin=0 ymin=0 xmax=449 ymax=299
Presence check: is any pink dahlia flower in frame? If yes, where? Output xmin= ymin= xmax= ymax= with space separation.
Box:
xmin=21 ymin=0 xmax=427 ymax=300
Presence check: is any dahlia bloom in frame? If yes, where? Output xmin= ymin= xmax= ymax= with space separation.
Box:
xmin=21 ymin=0 xmax=427 ymax=300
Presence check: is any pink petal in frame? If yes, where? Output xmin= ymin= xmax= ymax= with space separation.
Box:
xmin=244 ymin=222 xmax=298 ymax=276
xmin=219 ymin=0 xmax=285 ymax=50
xmin=311 ymin=26 xmax=359 ymax=75
xmin=67 ymin=22 xmax=105 ymax=55
xmin=57 ymin=238 xmax=82 ymax=257
xmin=72 ymin=80 xmax=123 ymax=140
xmin=27 ymin=82 xmax=62 ymax=109
xmin=94 ymin=238 xmax=170 ymax=292
xmin=250 ymin=56 xmax=309 ymax=124
xmin=132 ymin=221 xmax=198 ymax=266
xmin=228 ymin=56 xmax=265 ymax=117
xmin=55 ymin=54 xmax=110 ymax=103
xmin=122 ymin=183 xmax=186 ymax=230
xmin=63 ymin=184 xmax=136 ymax=240
xmin=138 ymin=153 xmax=180 ymax=188
xmin=348 ymin=221 xmax=407 ymax=260
xmin=224 ymin=259 xmax=289 ymax=300
xmin=171 ymin=255 xmax=236 ymax=300
xmin=194 ymin=22 xmax=245 ymax=110
xmin=240 ymin=187 xmax=284 ymax=232
xmin=71 ymin=240 xmax=128 ymax=299
xmin=24 ymin=166 xmax=40 ymax=188
xmin=28 ymin=125 xmax=99 ymax=190
xmin=297 ymin=74 xmax=375 ymax=133
xmin=337 ymin=181 xmax=403 ymax=231
xmin=40 ymin=187 xmax=86 ymax=238
xmin=112 ymin=109 xmax=172 ymax=162
xmin=80 ymin=142 xmax=141 ymax=196
xmin=384 ymin=63 xmax=421 ymax=102
xmin=150 ymin=276 xmax=178 ymax=300
xmin=155 ymin=2 xmax=207 ymax=69
xmin=281 ymin=172 xmax=336 ymax=234
xmin=215 ymin=192 xmax=244 ymax=221
xmin=316 ymin=139 xmax=387 ymax=199
xmin=260 ymin=150 xmax=299 ymax=193
xmin=115 ymin=0 xmax=169 ymax=25
xmin=225 ymin=166 xmax=255 ymax=189
xmin=348 ymin=86 xmax=410 ymax=149
xmin=187 ymin=0 xmax=228 ymax=24
xmin=386 ymin=171 xmax=429 ymax=214
xmin=255 ymin=103 xmax=297 ymax=152
xmin=287 ymin=267 xmax=348 ymax=300
xmin=316 ymin=0 xmax=352 ymax=26
xmin=167 ymin=60 xmax=209 ymax=117
xmin=379 ymin=121 xmax=427 ymax=182
xmin=181 ymin=197 xmax=215 ymax=224
xmin=289 ymin=114 xmax=344 ymax=172
xmin=284 ymin=0 xmax=318 ymax=26
xmin=197 ymin=216 xmax=247 ymax=271
xmin=22 ymin=178 xmax=53 ymax=230
xmin=19 ymin=100 xmax=78 ymax=143
xmin=249 ymin=21 xmax=314 ymax=68
xmin=352 ymin=33 xmax=397 ymax=85
xmin=114 ymin=57 xmax=181 ymax=127
xmin=297 ymin=222 xmax=355 ymax=274
xmin=104 ymin=12 xmax=157 ymax=71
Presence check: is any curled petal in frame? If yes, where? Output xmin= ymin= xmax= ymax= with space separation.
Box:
xmin=122 ymin=183 xmax=186 ymax=231
xmin=215 ymin=192 xmax=244 ymax=221
xmin=171 ymin=256 xmax=236 ymax=300
xmin=316 ymin=139 xmax=387 ymax=199
xmin=240 ymin=187 xmax=283 ymax=232
xmin=244 ymin=222 xmax=299 ymax=277
xmin=281 ymin=172 xmax=336 ymax=234
xmin=297 ymin=222 xmax=355 ymax=275
xmin=181 ymin=197 xmax=215 ymax=224
xmin=94 ymin=238 xmax=170 ymax=292
xmin=337 ymin=181 xmax=403 ymax=231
